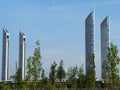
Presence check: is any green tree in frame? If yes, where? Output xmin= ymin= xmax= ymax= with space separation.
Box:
xmin=85 ymin=54 xmax=96 ymax=88
xmin=57 ymin=60 xmax=65 ymax=82
xmin=77 ymin=65 xmax=86 ymax=88
xmin=41 ymin=69 xmax=49 ymax=85
xmin=26 ymin=56 xmax=33 ymax=87
xmin=32 ymin=40 xmax=42 ymax=83
xmin=26 ymin=40 xmax=42 ymax=88
xmin=15 ymin=68 xmax=22 ymax=83
xmin=0 ymin=83 xmax=10 ymax=90
xmin=49 ymin=61 xmax=57 ymax=84
xmin=14 ymin=68 xmax=26 ymax=89
xmin=102 ymin=43 xmax=120 ymax=87
xmin=67 ymin=66 xmax=78 ymax=88
xmin=41 ymin=69 xmax=45 ymax=80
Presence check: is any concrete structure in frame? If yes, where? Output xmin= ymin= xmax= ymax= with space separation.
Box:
xmin=19 ymin=32 xmax=26 ymax=80
xmin=2 ymin=29 xmax=10 ymax=81
xmin=101 ymin=16 xmax=109 ymax=78
xmin=85 ymin=11 xmax=95 ymax=74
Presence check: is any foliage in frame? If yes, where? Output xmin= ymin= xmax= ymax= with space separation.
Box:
xmin=49 ymin=61 xmax=57 ymax=84
xmin=41 ymin=69 xmax=45 ymax=79
xmin=14 ymin=68 xmax=27 ymax=89
xmin=85 ymin=54 xmax=96 ymax=88
xmin=102 ymin=43 xmax=120 ymax=87
xmin=26 ymin=40 xmax=42 ymax=88
xmin=40 ymin=82 xmax=56 ymax=89
xmin=57 ymin=60 xmax=65 ymax=82
xmin=26 ymin=56 xmax=33 ymax=86
xmin=67 ymin=66 xmax=78 ymax=88
xmin=26 ymin=56 xmax=32 ymax=80
xmin=41 ymin=69 xmax=49 ymax=84
xmin=14 ymin=68 xmax=22 ymax=83
xmin=2 ymin=39 xmax=120 ymax=89
xmin=77 ymin=65 xmax=86 ymax=88
xmin=32 ymin=40 xmax=42 ymax=82
xmin=0 ymin=83 xmax=10 ymax=90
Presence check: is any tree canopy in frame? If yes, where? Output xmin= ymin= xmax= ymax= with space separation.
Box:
xmin=102 ymin=43 xmax=120 ymax=87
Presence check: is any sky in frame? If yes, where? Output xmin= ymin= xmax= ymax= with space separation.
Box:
xmin=0 ymin=0 xmax=120 ymax=79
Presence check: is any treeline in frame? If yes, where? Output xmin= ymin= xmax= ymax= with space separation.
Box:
xmin=1 ymin=41 xmax=120 ymax=89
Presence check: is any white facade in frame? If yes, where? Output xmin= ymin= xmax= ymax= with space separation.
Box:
xmin=19 ymin=32 xmax=26 ymax=80
xmin=85 ymin=11 xmax=95 ymax=74
xmin=101 ymin=16 xmax=109 ymax=78
xmin=2 ymin=29 xmax=9 ymax=81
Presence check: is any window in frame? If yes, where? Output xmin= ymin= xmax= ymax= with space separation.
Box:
xmin=7 ymin=35 xmax=9 ymax=39
xmin=23 ymin=38 xmax=25 ymax=41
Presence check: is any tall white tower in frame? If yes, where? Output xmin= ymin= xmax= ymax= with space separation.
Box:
xmin=19 ymin=32 xmax=26 ymax=80
xmin=85 ymin=11 xmax=95 ymax=74
xmin=101 ymin=16 xmax=110 ymax=78
xmin=2 ymin=29 xmax=10 ymax=81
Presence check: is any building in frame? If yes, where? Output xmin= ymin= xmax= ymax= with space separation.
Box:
xmin=2 ymin=29 xmax=10 ymax=81
xmin=19 ymin=32 xmax=26 ymax=80
xmin=85 ymin=11 xmax=95 ymax=74
xmin=101 ymin=16 xmax=109 ymax=78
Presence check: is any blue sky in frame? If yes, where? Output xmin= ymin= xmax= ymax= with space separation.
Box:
xmin=0 ymin=0 xmax=120 ymax=79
